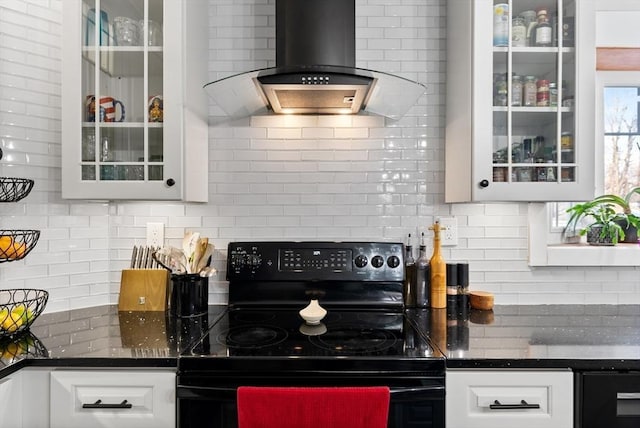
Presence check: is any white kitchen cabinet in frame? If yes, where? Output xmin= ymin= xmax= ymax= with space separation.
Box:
xmin=0 ymin=367 xmax=51 ymax=427
xmin=445 ymin=0 xmax=596 ymax=202
xmin=446 ymin=369 xmax=573 ymax=428
xmin=0 ymin=371 xmax=22 ymax=425
xmin=61 ymin=0 xmax=208 ymax=201
xmin=50 ymin=369 xmax=175 ymax=428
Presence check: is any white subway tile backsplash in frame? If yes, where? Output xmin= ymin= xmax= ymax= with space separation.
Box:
xmin=0 ymin=0 xmax=636 ymax=312
xmin=301 ymin=128 xmax=334 ymax=139
xmin=267 ymin=128 xmax=302 ymax=139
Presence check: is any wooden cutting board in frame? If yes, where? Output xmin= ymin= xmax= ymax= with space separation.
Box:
xmin=118 ymin=269 xmax=170 ymax=311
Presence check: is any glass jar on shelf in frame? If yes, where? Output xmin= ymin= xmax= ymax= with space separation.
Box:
xmin=523 ymin=76 xmax=537 ymax=107
xmin=511 ymin=75 xmax=523 ymax=106
xmin=519 ymin=10 xmax=537 ymax=46
xmin=536 ymin=79 xmax=550 ymax=107
xmin=549 ymin=82 xmax=558 ymax=106
xmin=494 ymin=73 xmax=508 ymax=106
xmin=533 ymin=8 xmax=553 ymax=47
xmin=512 ymin=17 xmax=527 ymax=47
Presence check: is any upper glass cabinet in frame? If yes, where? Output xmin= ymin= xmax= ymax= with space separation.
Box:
xmin=445 ymin=0 xmax=596 ymax=202
xmin=62 ymin=0 xmax=208 ymax=201
xmin=491 ymin=1 xmax=576 ymax=186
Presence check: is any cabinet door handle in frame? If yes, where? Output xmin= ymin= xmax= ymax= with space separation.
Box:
xmin=479 ymin=179 xmax=490 ymax=188
xmin=82 ymin=399 xmax=133 ymax=409
xmin=489 ymin=399 xmax=540 ymax=410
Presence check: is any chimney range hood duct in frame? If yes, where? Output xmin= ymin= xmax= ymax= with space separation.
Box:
xmin=204 ymin=0 xmax=426 ymax=120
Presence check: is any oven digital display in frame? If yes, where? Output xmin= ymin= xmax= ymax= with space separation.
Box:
xmin=279 ymin=248 xmax=352 ymax=272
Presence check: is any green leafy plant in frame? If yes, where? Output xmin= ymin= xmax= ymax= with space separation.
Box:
xmin=578 ymin=204 xmax=625 ymax=245
xmin=564 ymin=186 xmax=640 ymax=242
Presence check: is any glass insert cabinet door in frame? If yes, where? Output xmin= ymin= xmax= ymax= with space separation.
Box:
xmin=81 ymin=0 xmax=165 ymax=184
xmin=490 ymin=0 xmax=576 ymax=186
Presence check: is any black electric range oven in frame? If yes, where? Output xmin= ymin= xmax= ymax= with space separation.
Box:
xmin=177 ymin=241 xmax=445 ymax=428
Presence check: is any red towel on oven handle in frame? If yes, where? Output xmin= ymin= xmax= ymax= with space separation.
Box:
xmin=237 ymin=386 xmax=390 ymax=428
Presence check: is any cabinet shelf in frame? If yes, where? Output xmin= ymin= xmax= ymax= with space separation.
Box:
xmin=82 ymin=48 xmax=162 ymax=77
xmin=82 ymin=122 xmax=163 ymax=128
xmin=495 ymin=46 xmax=575 ymax=54
xmin=493 ymin=106 xmax=573 ymax=113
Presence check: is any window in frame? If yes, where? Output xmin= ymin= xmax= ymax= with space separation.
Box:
xmin=529 ymin=71 xmax=640 ymax=266
xmin=603 ymin=87 xmax=640 ymax=199
xmin=551 ymin=84 xmax=640 ymax=232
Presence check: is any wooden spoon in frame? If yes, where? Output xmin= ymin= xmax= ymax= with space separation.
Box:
xmin=191 ymin=238 xmax=208 ymax=273
xmin=196 ymin=243 xmax=214 ymax=273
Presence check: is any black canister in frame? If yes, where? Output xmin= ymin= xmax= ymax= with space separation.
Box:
xmin=456 ymin=263 xmax=470 ymax=318
xmin=446 ymin=263 xmax=458 ymax=314
xmin=169 ymin=274 xmax=209 ymax=318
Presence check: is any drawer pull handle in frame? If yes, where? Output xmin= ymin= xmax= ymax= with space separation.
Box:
xmin=490 ymin=400 xmax=540 ymax=410
xmin=82 ymin=399 xmax=133 ymax=409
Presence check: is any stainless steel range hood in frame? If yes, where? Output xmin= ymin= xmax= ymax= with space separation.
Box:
xmin=204 ymin=0 xmax=426 ymax=120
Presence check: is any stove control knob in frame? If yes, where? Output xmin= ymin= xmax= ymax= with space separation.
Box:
xmin=354 ymin=254 xmax=368 ymax=268
xmin=371 ymin=255 xmax=385 ymax=268
xmin=386 ymin=255 xmax=401 ymax=268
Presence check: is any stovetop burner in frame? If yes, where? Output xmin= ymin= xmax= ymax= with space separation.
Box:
xmin=308 ymin=326 xmax=398 ymax=354
xmin=217 ymin=325 xmax=288 ymax=349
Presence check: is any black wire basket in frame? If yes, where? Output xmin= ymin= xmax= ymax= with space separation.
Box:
xmin=0 ymin=230 xmax=40 ymax=262
xmin=0 ymin=331 xmax=47 ymax=366
xmin=0 ymin=177 xmax=34 ymax=202
xmin=0 ymin=289 xmax=48 ymax=338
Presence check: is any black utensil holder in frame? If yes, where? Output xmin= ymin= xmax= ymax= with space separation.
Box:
xmin=169 ymin=274 xmax=208 ymax=317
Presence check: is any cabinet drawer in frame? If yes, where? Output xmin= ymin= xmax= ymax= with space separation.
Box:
xmin=50 ymin=369 xmax=175 ymax=428
xmin=446 ymin=370 xmax=573 ymax=428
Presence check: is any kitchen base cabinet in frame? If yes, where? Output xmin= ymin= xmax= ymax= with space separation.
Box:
xmin=0 ymin=371 xmax=22 ymax=426
xmin=0 ymin=367 xmax=51 ymax=427
xmin=22 ymin=368 xmax=51 ymax=428
xmin=446 ymin=369 xmax=573 ymax=428
xmin=50 ymin=369 xmax=175 ymax=428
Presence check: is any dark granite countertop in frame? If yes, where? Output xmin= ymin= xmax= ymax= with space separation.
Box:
xmin=1 ymin=304 xmax=640 ymax=377
xmin=0 ymin=305 xmax=226 ymax=375
xmin=422 ymin=305 xmax=640 ymax=370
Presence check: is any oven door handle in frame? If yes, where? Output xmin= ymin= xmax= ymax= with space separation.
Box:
xmin=178 ymin=385 xmax=445 ymax=400
xmin=389 ymin=385 xmax=445 ymax=401
xmin=178 ymin=385 xmax=238 ymax=400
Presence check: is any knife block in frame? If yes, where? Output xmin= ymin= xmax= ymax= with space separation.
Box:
xmin=118 ymin=269 xmax=170 ymax=311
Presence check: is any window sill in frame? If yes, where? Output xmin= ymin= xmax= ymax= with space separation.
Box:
xmin=528 ymin=203 xmax=640 ymax=267
xmin=543 ymin=243 xmax=640 ymax=266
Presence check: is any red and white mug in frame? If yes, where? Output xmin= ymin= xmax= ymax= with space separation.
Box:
xmin=86 ymin=95 xmax=126 ymax=122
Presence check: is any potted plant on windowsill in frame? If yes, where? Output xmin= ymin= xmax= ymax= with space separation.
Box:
xmin=564 ymin=186 xmax=640 ymax=244
xmin=579 ymin=204 xmax=626 ymax=245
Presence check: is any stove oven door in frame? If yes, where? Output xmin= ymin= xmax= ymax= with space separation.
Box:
xmin=177 ymin=375 xmax=445 ymax=428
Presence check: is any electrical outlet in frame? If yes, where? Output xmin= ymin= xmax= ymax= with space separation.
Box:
xmin=146 ymin=222 xmax=165 ymax=247
xmin=439 ymin=217 xmax=458 ymax=246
